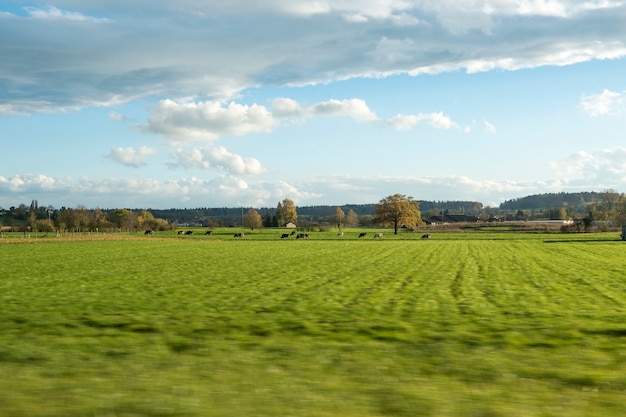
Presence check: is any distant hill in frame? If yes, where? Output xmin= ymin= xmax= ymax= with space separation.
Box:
xmin=499 ymin=192 xmax=603 ymax=211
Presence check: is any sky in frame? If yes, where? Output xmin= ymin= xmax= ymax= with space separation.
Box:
xmin=2 ymin=1 xmax=626 ymax=210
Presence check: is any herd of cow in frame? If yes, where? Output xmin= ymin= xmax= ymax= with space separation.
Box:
xmin=145 ymin=229 xmax=433 ymax=239
xmin=280 ymin=232 xmax=311 ymax=239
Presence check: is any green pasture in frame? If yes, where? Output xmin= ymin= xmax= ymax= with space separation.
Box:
xmin=1 ymin=231 xmax=626 ymax=416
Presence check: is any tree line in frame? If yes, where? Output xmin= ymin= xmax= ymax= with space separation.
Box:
xmin=4 ymin=191 xmax=626 ymax=233
xmin=0 ymin=201 xmax=175 ymax=233
xmin=0 ymin=196 xmax=421 ymax=234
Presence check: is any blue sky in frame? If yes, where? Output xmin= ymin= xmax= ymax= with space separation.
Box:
xmin=2 ymin=1 xmax=626 ymax=209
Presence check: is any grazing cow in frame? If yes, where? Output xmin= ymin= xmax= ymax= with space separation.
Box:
xmin=359 ymin=232 xmax=367 ymax=238
xmin=338 ymin=231 xmax=344 ymax=236
xmin=234 ymin=232 xmax=245 ymax=238
xmin=296 ymin=233 xmax=309 ymax=239
xmin=177 ymin=230 xmax=184 ymax=235
xmin=421 ymin=234 xmax=431 ymax=239
xmin=290 ymin=230 xmax=296 ymax=236
xmin=205 ymin=230 xmax=212 ymax=235
xmin=281 ymin=233 xmax=289 ymax=239
xmin=144 ymin=229 xmax=153 ymax=235
xmin=185 ymin=230 xmax=194 ymax=235
xmin=374 ymin=233 xmax=383 ymax=238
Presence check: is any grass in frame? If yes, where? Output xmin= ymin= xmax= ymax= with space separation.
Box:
xmin=1 ymin=230 xmax=626 ymax=416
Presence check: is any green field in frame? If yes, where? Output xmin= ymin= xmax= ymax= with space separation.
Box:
xmin=1 ymin=230 xmax=626 ymax=416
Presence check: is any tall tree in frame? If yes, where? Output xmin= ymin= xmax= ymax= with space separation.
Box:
xmin=345 ymin=209 xmax=359 ymax=227
xmin=110 ymin=209 xmax=138 ymax=232
xmin=277 ymin=198 xmax=297 ymax=226
xmin=332 ymin=207 xmax=345 ymax=228
xmin=73 ymin=205 xmax=92 ymax=232
xmin=276 ymin=202 xmax=284 ymax=227
xmin=373 ymin=194 xmax=423 ymax=234
xmin=243 ymin=209 xmax=263 ymax=230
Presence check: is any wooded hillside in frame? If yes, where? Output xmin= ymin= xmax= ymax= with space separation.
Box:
xmin=499 ymin=192 xmax=603 ymax=211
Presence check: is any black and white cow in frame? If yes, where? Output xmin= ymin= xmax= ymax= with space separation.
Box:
xmin=374 ymin=233 xmax=383 ymax=238
xmin=234 ymin=232 xmax=245 ymax=238
xmin=281 ymin=233 xmax=290 ymax=239
xmin=358 ymin=232 xmax=367 ymax=238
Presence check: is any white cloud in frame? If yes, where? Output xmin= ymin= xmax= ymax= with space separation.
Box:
xmin=0 ymin=173 xmax=321 ymax=209
xmin=386 ymin=112 xmax=458 ymax=130
xmin=579 ymin=89 xmax=624 ymax=117
xmin=343 ymin=13 xmax=369 ymax=23
xmin=271 ymin=98 xmax=303 ymax=117
xmin=0 ymin=174 xmax=61 ymax=192
xmin=107 ymin=146 xmax=157 ymax=167
xmin=386 ymin=114 xmax=420 ymax=131
xmin=143 ymin=99 xmax=276 ymax=143
xmin=484 ymin=121 xmax=497 ymax=134
xmin=146 ymin=97 xmax=457 ymax=140
xmin=425 ymin=112 xmax=458 ymax=130
xmin=516 ymin=0 xmax=568 ymax=17
xmin=23 ymin=6 xmax=109 ymax=22
xmin=272 ymin=98 xmax=378 ymax=122
xmin=271 ymin=98 xmax=460 ymax=131
xmin=310 ymin=99 xmax=378 ymax=121
xmin=170 ymin=146 xmax=265 ymax=176
xmin=3 ymin=166 xmax=625 ymax=209
xmin=390 ymin=12 xmax=421 ymax=27
xmin=108 ymin=111 xmax=125 ymax=121
xmin=551 ymin=148 xmax=626 ymax=182
xmin=108 ymin=110 xmax=137 ymax=123
xmin=277 ymin=0 xmax=415 ymax=21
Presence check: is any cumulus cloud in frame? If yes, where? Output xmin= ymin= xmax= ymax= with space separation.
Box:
xmin=271 ymin=98 xmax=377 ymax=121
xmin=0 ymin=174 xmax=61 ymax=192
xmin=170 ymin=146 xmax=265 ymax=175
xmin=107 ymin=146 xmax=157 ymax=167
xmin=579 ymin=89 xmax=624 ymax=117
xmin=142 ymin=99 xmax=276 ymax=143
xmin=145 ymin=97 xmax=458 ymax=145
xmin=271 ymin=98 xmax=459 ymax=131
xmin=2 ymin=2 xmax=626 ymax=113
xmin=310 ymin=99 xmax=379 ymax=121
xmin=386 ymin=112 xmax=458 ymax=131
